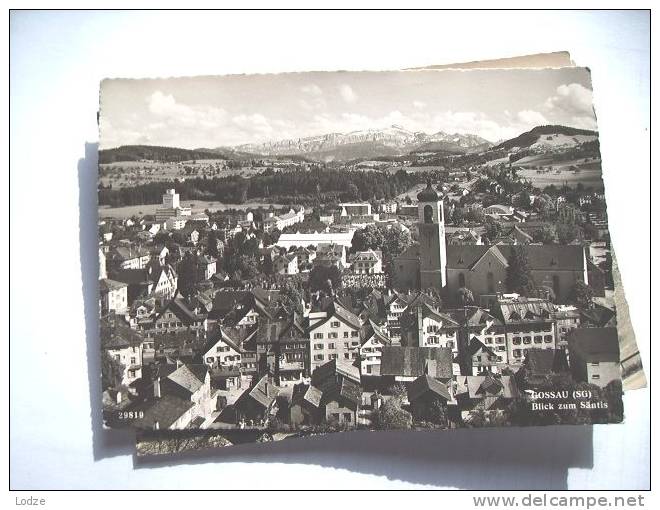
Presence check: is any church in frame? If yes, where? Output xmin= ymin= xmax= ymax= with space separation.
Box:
xmin=393 ymin=182 xmax=593 ymax=305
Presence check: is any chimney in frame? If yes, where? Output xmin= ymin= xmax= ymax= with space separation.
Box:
xmin=153 ymin=377 xmax=161 ymax=398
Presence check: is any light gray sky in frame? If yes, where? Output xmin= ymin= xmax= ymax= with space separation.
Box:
xmin=99 ymin=68 xmax=597 ymax=149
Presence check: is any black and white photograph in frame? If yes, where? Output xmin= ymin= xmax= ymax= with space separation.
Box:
xmin=9 ymin=8 xmax=650 ymax=494
xmin=98 ymin=67 xmax=630 ymax=445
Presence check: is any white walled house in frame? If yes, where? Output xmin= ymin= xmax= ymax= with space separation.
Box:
xmin=359 ymin=320 xmax=391 ymax=376
xmin=308 ymin=302 xmax=362 ymax=372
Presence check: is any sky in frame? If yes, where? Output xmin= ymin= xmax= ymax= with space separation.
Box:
xmin=99 ymin=68 xmax=597 ymax=150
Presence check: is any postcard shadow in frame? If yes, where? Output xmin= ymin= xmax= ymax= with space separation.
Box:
xmin=79 ymin=142 xmax=593 ymax=489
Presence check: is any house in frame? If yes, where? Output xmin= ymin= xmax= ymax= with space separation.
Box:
xmin=380 ymin=346 xmax=454 ymax=383
xmin=99 ymin=279 xmax=128 ymax=315
xmin=294 ymin=246 xmax=316 ymax=270
xmin=351 ymin=249 xmax=383 ymax=274
xmin=310 ymin=359 xmax=362 ymax=426
xmin=445 ymin=245 xmax=590 ymax=304
xmin=256 ymin=316 xmax=309 ymax=386
xmin=407 ymin=374 xmax=453 ymax=424
xmin=101 ymin=318 xmax=144 ymax=386
xmin=147 ymin=263 xmax=178 ymax=300
xmin=493 ymin=295 xmax=557 ymax=366
xmin=132 ymin=363 xmax=213 ymax=430
xmin=463 ymin=307 xmax=508 ymax=366
xmin=314 ymin=243 xmax=347 ymax=269
xmin=150 ymin=245 xmax=169 ymax=266
xmin=384 ymin=292 xmax=412 ymax=342
xmin=152 ymin=296 xmax=208 ymax=335
xmin=454 ymin=373 xmax=519 ymax=414
xmin=276 ymin=230 xmax=355 ymax=250
xmin=108 ymin=244 xmax=150 ymax=270
xmin=447 ymin=228 xmax=483 ymax=245
xmin=400 ymin=302 xmax=460 ymax=354
xmin=174 ymin=224 xmax=200 ymax=245
xmin=165 ymin=216 xmax=189 ymax=231
xmin=380 ymin=201 xmax=398 ymax=214
xmin=273 ymin=253 xmax=299 ymax=275
xmin=290 ymin=383 xmax=323 ymax=426
xmin=308 ymin=300 xmax=362 ymax=372
xmin=196 ymin=254 xmax=217 ymax=281
xmin=519 ymin=348 xmax=569 ymax=386
xmin=339 ymin=203 xmax=372 ymax=216
xmin=553 ymin=305 xmax=581 ymax=345
xmin=201 ymin=325 xmax=257 ymax=369
xmin=567 ymin=327 xmax=620 ymax=388
xmin=233 ymin=374 xmax=280 ymax=425
xmin=359 ymin=320 xmax=391 ymax=376
xmin=466 ymin=336 xmax=501 ymax=375
xmin=483 ymin=204 xmax=514 ymax=218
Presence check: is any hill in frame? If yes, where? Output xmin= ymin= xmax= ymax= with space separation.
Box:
xmin=492 ymin=125 xmax=598 ymax=152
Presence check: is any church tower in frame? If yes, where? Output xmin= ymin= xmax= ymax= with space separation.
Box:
xmin=417 ymin=180 xmax=447 ymax=289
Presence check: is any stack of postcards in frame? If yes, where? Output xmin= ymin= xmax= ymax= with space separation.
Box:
xmin=95 ymin=52 xmax=646 ymax=457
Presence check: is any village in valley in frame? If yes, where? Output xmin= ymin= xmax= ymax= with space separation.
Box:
xmin=99 ymin=123 xmax=625 ymax=446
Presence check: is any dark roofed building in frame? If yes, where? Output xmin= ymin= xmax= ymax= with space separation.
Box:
xmin=380 ymin=346 xmax=454 ymax=382
xmin=568 ymin=327 xmax=620 ymax=388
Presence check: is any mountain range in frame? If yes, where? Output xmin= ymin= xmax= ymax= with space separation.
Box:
xmin=99 ymin=124 xmax=598 ymax=164
xmin=229 ymin=125 xmax=492 ymax=161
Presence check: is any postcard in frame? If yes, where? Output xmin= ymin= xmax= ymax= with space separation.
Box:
xmin=99 ymin=67 xmax=626 ymax=442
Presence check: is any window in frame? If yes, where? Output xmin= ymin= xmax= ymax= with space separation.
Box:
xmin=344 ymin=342 xmax=349 ymax=349
xmin=330 ymin=354 xmax=338 ymax=360
xmin=343 ymin=413 xmax=352 ymax=423
xmin=314 ymin=354 xmax=324 ymax=361
xmin=314 ymin=333 xmax=323 ymax=339
xmin=328 ymin=332 xmax=338 ymax=339
xmin=591 ymin=374 xmax=600 ymax=380
xmin=512 ymin=337 xmax=521 ymax=345
xmin=446 ymin=340 xmax=454 ymax=349
xmin=423 ymin=205 xmax=433 ymax=224
xmin=485 ymin=337 xmax=493 ymax=344
xmin=331 ymin=321 xmax=340 ymax=328
xmin=344 ymin=353 xmax=350 ymax=359
xmin=314 ymin=343 xmax=323 ymax=350
xmin=343 ymin=331 xmax=349 ymax=338
xmin=544 ymin=335 xmax=553 ymax=343
xmin=523 ymin=337 xmax=532 ymax=345
xmin=328 ymin=343 xmax=335 ymax=349
xmin=130 ymin=357 xmax=136 ymax=365
xmin=534 ymin=336 xmax=542 ymax=344
xmin=496 ymin=337 xmax=505 ymax=344
xmin=513 ymin=349 xmax=522 ymax=358
xmin=351 ymin=331 xmax=359 ymax=337
xmin=591 ymin=362 xmax=600 ymax=366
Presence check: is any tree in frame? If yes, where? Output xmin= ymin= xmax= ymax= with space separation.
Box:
xmin=102 ymin=351 xmax=124 ymax=390
xmin=451 ymin=206 xmax=465 ymax=225
xmin=506 ymin=246 xmax=535 ymax=296
xmin=484 ymin=220 xmax=503 ymax=242
xmin=457 ymin=287 xmax=474 ymax=306
xmin=556 ymin=222 xmax=581 ymax=244
xmin=571 ymin=281 xmax=595 ymax=310
xmin=207 ymin=230 xmax=219 ymax=258
xmin=532 ymin=224 xmax=556 ymax=244
xmin=513 ymin=190 xmax=532 ymax=209
xmin=177 ymin=252 xmax=197 ymax=300
xmin=309 ymin=265 xmax=342 ymax=294
xmin=373 ymin=397 xmax=412 ymax=430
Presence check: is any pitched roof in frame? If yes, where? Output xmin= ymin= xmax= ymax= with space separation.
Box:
xmin=407 ymin=375 xmax=452 ymax=402
xmin=445 ymin=245 xmax=586 ymax=271
xmin=495 ymin=297 xmax=555 ymax=324
xmin=166 ymin=364 xmax=208 ymax=394
xmin=131 ymin=395 xmax=194 ymax=430
xmin=568 ymin=327 xmax=620 ymax=363
xmin=99 ymin=278 xmax=128 ymax=292
xmin=360 ymin=319 xmax=391 ymax=347
xmin=236 ymin=374 xmax=280 ymax=409
xmin=380 ymin=346 xmax=453 ymax=379
xmin=312 ymin=358 xmax=361 ymax=387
